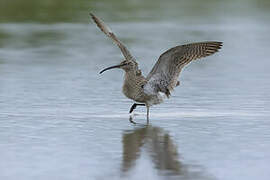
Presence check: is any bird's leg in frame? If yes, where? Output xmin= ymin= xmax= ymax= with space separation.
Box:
xmin=129 ymin=103 xmax=145 ymax=113
xmin=146 ymin=105 xmax=150 ymax=124
xmin=129 ymin=103 xmax=146 ymax=125
xmin=129 ymin=115 xmax=137 ymax=124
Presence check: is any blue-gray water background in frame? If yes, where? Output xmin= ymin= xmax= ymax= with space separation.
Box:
xmin=0 ymin=0 xmax=270 ymax=180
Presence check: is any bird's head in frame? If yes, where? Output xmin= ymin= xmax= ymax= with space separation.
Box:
xmin=99 ymin=59 xmax=138 ymax=74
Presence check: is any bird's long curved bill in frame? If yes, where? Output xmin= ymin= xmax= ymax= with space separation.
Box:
xmin=99 ymin=64 xmax=122 ymax=74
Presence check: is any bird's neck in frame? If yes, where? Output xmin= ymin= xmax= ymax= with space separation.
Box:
xmin=124 ymin=70 xmax=138 ymax=84
xmin=124 ymin=68 xmax=145 ymax=82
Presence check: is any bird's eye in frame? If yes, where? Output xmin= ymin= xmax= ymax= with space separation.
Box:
xmin=141 ymin=84 xmax=144 ymax=88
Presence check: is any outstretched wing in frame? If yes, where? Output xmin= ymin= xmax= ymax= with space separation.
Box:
xmin=90 ymin=13 xmax=135 ymax=62
xmin=144 ymin=41 xmax=223 ymax=97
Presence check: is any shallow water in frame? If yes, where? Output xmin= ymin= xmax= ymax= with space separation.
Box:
xmin=1 ymin=0 xmax=270 ymax=180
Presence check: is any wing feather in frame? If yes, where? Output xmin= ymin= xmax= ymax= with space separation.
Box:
xmin=145 ymin=41 xmax=222 ymax=97
xmin=90 ymin=13 xmax=135 ymax=61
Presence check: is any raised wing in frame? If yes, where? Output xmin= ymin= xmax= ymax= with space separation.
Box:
xmin=90 ymin=13 xmax=135 ymax=62
xmin=144 ymin=41 xmax=222 ymax=97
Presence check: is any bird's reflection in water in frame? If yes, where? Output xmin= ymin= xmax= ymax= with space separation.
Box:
xmin=121 ymin=125 xmax=215 ymax=180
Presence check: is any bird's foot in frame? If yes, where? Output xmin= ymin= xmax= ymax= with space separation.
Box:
xmin=129 ymin=114 xmax=137 ymax=124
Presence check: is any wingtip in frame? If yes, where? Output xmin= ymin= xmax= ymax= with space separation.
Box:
xmin=89 ymin=12 xmax=94 ymax=17
xmin=213 ymin=41 xmax=223 ymax=46
xmin=89 ymin=12 xmax=96 ymax=21
xmin=214 ymin=42 xmax=223 ymax=52
xmin=212 ymin=41 xmax=223 ymax=50
xmin=218 ymin=41 xmax=223 ymax=50
xmin=217 ymin=41 xmax=223 ymax=47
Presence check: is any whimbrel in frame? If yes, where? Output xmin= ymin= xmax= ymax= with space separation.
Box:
xmin=90 ymin=13 xmax=222 ymax=124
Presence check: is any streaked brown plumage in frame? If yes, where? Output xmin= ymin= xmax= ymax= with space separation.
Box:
xmin=90 ymin=13 xmax=223 ymax=123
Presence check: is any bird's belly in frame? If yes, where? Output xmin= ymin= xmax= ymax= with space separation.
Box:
xmin=122 ymin=88 xmax=135 ymax=101
xmin=146 ymin=92 xmax=167 ymax=106
xmin=123 ymin=90 xmax=147 ymax=103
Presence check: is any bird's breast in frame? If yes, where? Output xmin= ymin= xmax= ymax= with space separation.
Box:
xmin=122 ymin=79 xmax=144 ymax=102
xmin=122 ymin=72 xmax=148 ymax=103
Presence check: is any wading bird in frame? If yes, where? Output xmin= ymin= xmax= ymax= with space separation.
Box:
xmin=90 ymin=13 xmax=222 ymax=124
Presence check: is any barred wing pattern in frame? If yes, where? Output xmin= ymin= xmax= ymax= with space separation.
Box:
xmin=145 ymin=41 xmax=223 ymax=97
xmin=90 ymin=13 xmax=135 ymax=62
